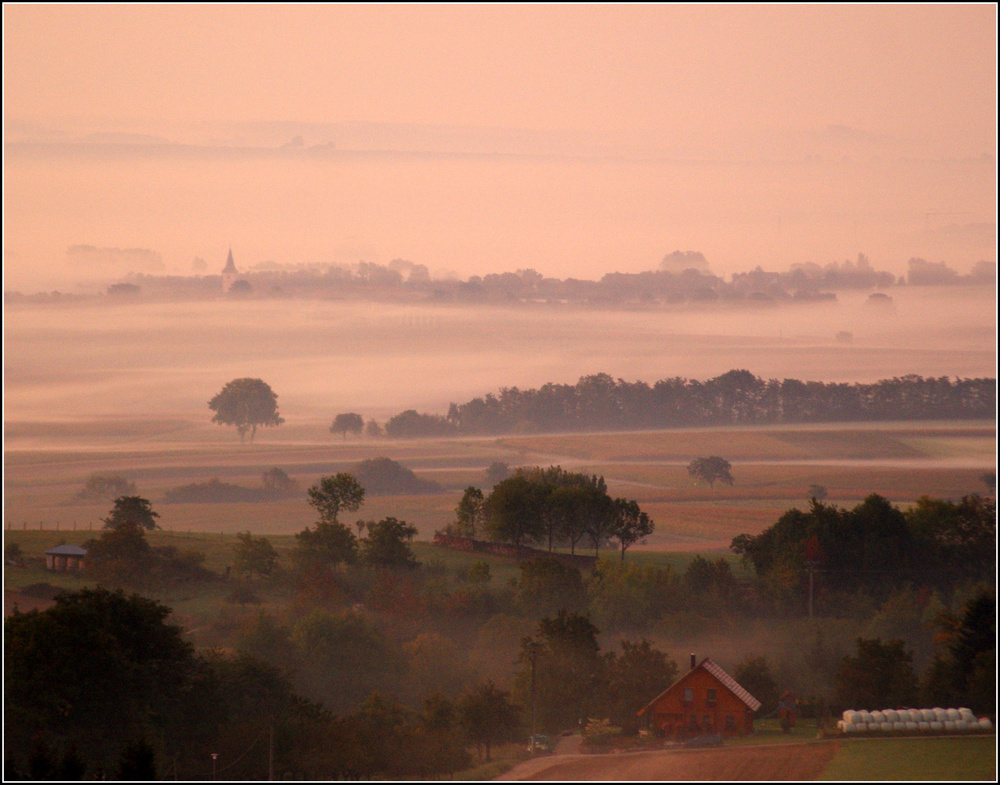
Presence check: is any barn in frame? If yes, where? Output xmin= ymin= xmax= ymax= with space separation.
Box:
xmin=637 ymin=655 xmax=761 ymax=738
xmin=44 ymin=544 xmax=87 ymax=572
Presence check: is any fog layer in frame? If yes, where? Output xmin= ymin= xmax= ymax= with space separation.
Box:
xmin=4 ymin=287 xmax=994 ymax=424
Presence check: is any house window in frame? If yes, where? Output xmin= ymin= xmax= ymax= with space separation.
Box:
xmin=683 ymin=688 xmax=693 ymax=703
xmin=707 ymin=688 xmax=717 ymax=705
xmin=725 ymin=715 xmax=735 ymax=730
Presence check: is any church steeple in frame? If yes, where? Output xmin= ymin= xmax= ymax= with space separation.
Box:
xmin=222 ymin=247 xmax=237 ymax=274
xmin=221 ymin=247 xmax=239 ymax=292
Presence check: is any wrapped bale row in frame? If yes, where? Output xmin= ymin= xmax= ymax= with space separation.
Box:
xmin=837 ymin=707 xmax=992 ymax=734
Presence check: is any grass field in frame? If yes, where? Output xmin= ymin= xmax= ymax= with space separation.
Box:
xmin=4 ymin=419 xmax=994 ymax=547
xmin=818 ymin=736 xmax=996 ymax=781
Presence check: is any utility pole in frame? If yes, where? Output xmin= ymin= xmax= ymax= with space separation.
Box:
xmin=804 ymin=561 xmax=819 ymax=618
xmin=527 ymin=641 xmax=539 ymax=753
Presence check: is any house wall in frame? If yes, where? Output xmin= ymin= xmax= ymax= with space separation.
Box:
xmin=646 ymin=669 xmax=754 ymax=737
xmin=45 ymin=554 xmax=84 ymax=572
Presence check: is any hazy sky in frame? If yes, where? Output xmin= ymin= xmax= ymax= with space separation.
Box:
xmin=3 ymin=4 xmax=996 ymax=290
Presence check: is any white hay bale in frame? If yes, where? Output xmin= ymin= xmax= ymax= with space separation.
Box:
xmin=920 ymin=709 xmax=936 ymax=722
xmin=954 ymin=720 xmax=968 ymax=731
xmin=933 ymin=708 xmax=948 ymax=722
xmin=905 ymin=722 xmax=918 ymax=730
xmin=978 ymin=718 xmax=993 ymax=730
xmin=944 ymin=721 xmax=955 ymax=731
xmin=959 ymin=707 xmax=975 ymax=721
xmin=907 ymin=709 xmax=922 ymax=722
xmin=945 ymin=708 xmax=961 ymax=722
xmin=879 ymin=722 xmax=893 ymax=731
xmin=918 ymin=722 xmax=930 ymax=730
xmin=893 ymin=721 xmax=907 ymax=731
xmin=884 ymin=709 xmax=899 ymax=722
xmin=871 ymin=711 xmax=886 ymax=723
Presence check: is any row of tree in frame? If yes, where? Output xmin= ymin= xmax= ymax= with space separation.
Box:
xmin=209 ymin=371 xmax=993 ymax=445
xmin=447 ymin=466 xmax=654 ymax=559
xmin=386 ymin=370 xmax=996 ymax=437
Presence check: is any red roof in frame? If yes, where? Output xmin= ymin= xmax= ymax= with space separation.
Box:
xmin=638 ymin=657 xmax=762 ymax=715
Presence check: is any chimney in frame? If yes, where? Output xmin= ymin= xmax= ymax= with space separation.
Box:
xmin=690 ymin=653 xmax=696 ymax=671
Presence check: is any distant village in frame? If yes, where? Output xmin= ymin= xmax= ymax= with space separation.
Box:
xmin=5 ymin=249 xmax=995 ymax=308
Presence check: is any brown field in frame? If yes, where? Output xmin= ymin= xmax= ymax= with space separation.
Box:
xmin=499 ymin=741 xmax=842 ymax=781
xmin=3 ymin=418 xmax=993 ymax=546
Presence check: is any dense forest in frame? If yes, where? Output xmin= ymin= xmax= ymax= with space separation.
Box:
xmin=378 ymin=370 xmax=996 ymax=437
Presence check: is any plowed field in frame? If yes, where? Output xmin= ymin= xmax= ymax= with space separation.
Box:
xmin=498 ymin=741 xmax=841 ymax=781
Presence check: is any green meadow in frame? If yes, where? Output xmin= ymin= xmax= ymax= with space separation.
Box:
xmin=819 ymin=736 xmax=996 ymax=781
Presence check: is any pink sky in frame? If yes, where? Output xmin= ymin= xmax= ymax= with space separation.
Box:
xmin=3 ymin=4 xmax=996 ymax=290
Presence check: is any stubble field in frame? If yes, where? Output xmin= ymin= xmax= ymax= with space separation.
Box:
xmin=3 ymin=418 xmax=994 ymax=550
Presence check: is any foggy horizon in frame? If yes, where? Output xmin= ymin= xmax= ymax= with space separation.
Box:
xmin=4 ymin=4 xmax=996 ymax=292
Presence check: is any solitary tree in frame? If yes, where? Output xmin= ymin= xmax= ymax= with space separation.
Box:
xmin=292 ymin=520 xmax=359 ymax=570
xmin=454 ymin=486 xmax=485 ymax=539
xmin=734 ymin=655 xmax=780 ymax=715
xmin=687 ymin=456 xmax=734 ymax=488
xmin=609 ymin=498 xmax=654 ymax=561
xmin=808 ymin=484 xmax=828 ymax=501
xmin=77 ymin=474 xmax=136 ymax=501
xmin=330 ymin=413 xmax=365 ymax=440
xmin=102 ymin=496 xmax=160 ymax=531
xmin=233 ymin=532 xmax=279 ymax=581
xmin=484 ymin=474 xmax=546 ymax=547
xmin=458 ymin=683 xmax=521 ymax=762
xmin=261 ymin=467 xmax=297 ymax=497
xmin=307 ymin=473 xmax=365 ymax=524
xmin=208 ymin=378 xmax=284 ymax=442
xmin=362 ymin=517 xmax=419 ymax=569
xmin=484 ymin=461 xmax=511 ymax=488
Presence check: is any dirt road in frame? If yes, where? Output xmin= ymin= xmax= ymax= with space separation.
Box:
xmin=497 ymin=740 xmax=841 ymax=781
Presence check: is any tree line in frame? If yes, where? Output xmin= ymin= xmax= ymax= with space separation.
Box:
xmin=412 ymin=370 xmax=994 ymax=436
xmin=731 ymin=493 xmax=996 ymax=601
xmin=204 ymin=372 xmax=993 ymax=445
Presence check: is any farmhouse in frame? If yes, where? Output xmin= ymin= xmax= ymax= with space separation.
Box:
xmin=44 ymin=544 xmax=87 ymax=572
xmin=637 ymin=655 xmax=761 ymax=738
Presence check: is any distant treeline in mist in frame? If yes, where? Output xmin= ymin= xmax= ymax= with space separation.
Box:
xmin=382 ymin=370 xmax=996 ymax=437
xmin=10 ymin=250 xmax=992 ymax=305
xmin=153 ymin=253 xmax=993 ymax=305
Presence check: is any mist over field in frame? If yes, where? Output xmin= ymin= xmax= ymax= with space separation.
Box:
xmin=4 ymin=150 xmax=994 ymax=294
xmin=4 ymin=286 xmax=995 ymax=427
xmin=3 ymin=8 xmax=996 ymax=781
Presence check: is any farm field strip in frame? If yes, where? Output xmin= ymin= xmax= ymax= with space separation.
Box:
xmin=5 ymin=421 xmax=993 ymax=542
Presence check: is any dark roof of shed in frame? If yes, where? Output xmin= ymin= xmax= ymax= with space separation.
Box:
xmin=44 ymin=545 xmax=88 ymax=556
xmin=637 ymin=657 xmax=762 ymax=716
